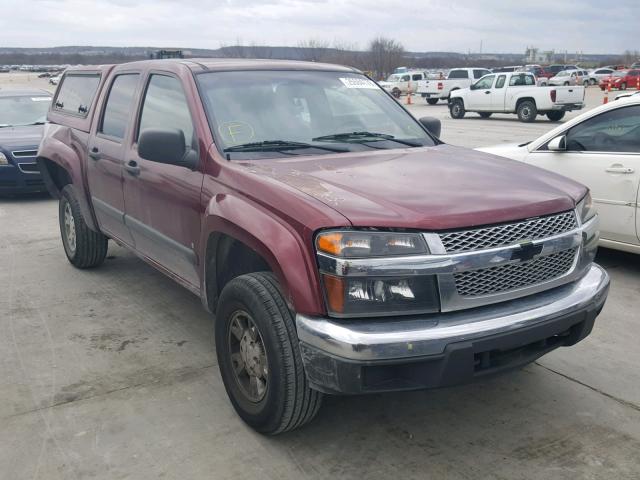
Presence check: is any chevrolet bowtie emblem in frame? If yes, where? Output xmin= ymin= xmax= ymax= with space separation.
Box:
xmin=511 ymin=240 xmax=543 ymax=262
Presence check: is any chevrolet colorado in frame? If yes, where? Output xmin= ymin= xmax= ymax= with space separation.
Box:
xmin=37 ymin=59 xmax=609 ymax=434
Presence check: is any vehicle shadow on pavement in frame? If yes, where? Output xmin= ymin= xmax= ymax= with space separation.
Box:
xmin=0 ymin=192 xmax=52 ymax=203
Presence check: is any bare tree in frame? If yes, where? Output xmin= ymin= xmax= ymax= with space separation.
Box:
xmin=297 ymin=39 xmax=330 ymax=62
xmin=368 ymin=37 xmax=405 ymax=80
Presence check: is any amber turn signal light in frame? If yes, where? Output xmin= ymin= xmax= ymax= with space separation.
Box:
xmin=322 ymin=274 xmax=345 ymax=314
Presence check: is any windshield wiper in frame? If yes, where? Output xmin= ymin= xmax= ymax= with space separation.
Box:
xmin=312 ymin=131 xmax=422 ymax=147
xmin=223 ymin=140 xmax=347 ymax=153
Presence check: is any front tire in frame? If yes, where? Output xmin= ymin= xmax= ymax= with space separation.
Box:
xmin=426 ymin=98 xmax=439 ymax=105
xmin=546 ymin=111 xmax=566 ymax=122
xmin=215 ymin=272 xmax=322 ymax=435
xmin=449 ymin=99 xmax=466 ymax=119
xmin=517 ymin=100 xmax=537 ymax=123
xmin=392 ymin=88 xmax=401 ymax=98
xmin=620 ymin=82 xmax=627 ymax=90
xmin=59 ymin=185 xmax=108 ymax=268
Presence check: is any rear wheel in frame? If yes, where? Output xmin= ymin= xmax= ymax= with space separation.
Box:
xmin=59 ymin=185 xmax=108 ymax=268
xmin=392 ymin=88 xmax=401 ymax=98
xmin=426 ymin=98 xmax=439 ymax=105
xmin=583 ymin=80 xmax=590 ymax=87
xmin=546 ymin=111 xmax=566 ymax=122
xmin=590 ymin=78 xmax=597 ymax=85
xmin=620 ymin=82 xmax=627 ymax=90
xmin=215 ymin=272 xmax=322 ymax=434
xmin=517 ymin=100 xmax=537 ymax=123
xmin=478 ymin=112 xmax=492 ymax=118
xmin=449 ymin=99 xmax=465 ymax=119
xmin=564 ymin=81 xmax=570 ymax=86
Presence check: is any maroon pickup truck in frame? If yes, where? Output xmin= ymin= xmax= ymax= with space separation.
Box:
xmin=37 ymin=59 xmax=609 ymax=434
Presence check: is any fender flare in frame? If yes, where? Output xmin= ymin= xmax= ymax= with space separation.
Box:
xmin=38 ymin=127 xmax=99 ymax=231
xmin=200 ymin=193 xmax=324 ymax=316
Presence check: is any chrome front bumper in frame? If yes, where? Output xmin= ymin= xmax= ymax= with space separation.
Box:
xmin=296 ymin=264 xmax=609 ymax=393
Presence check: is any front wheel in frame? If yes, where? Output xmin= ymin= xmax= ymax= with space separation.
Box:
xmin=583 ymin=80 xmax=590 ymax=87
xmin=546 ymin=111 xmax=566 ymax=122
xmin=620 ymin=82 xmax=627 ymax=90
xmin=449 ymin=99 xmax=466 ymax=119
xmin=215 ymin=272 xmax=322 ymax=434
xmin=426 ymin=98 xmax=439 ymax=105
xmin=517 ymin=100 xmax=537 ymax=123
xmin=564 ymin=82 xmax=570 ymax=86
xmin=590 ymin=78 xmax=597 ymax=85
xmin=392 ymin=88 xmax=401 ymax=98
xmin=59 ymin=185 xmax=108 ymax=268
xmin=478 ymin=112 xmax=492 ymax=118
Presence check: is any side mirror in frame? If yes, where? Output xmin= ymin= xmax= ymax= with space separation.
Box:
xmin=469 ymin=83 xmax=477 ymax=90
xmin=138 ymin=128 xmax=196 ymax=169
xmin=547 ymin=135 xmax=566 ymax=151
xmin=419 ymin=117 xmax=441 ymax=138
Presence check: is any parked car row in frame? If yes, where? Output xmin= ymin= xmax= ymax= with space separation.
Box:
xmin=599 ymin=69 xmax=640 ymax=91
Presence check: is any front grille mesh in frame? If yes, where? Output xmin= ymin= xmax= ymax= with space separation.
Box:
xmin=454 ymin=248 xmax=577 ymax=297
xmin=440 ymin=211 xmax=577 ymax=253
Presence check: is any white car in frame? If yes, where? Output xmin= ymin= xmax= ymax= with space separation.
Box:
xmin=588 ymin=68 xmax=615 ymax=85
xmin=549 ymin=69 xmax=590 ymax=87
xmin=449 ymin=72 xmax=585 ymax=122
xmin=479 ymin=96 xmax=640 ymax=254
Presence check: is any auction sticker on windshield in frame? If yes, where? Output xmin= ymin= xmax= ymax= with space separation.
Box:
xmin=339 ymin=77 xmax=378 ymax=89
xmin=31 ymin=97 xmax=51 ymax=101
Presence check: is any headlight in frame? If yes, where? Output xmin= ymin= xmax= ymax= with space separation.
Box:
xmin=316 ymin=231 xmax=439 ymax=317
xmin=316 ymin=231 xmax=428 ymax=258
xmin=0 ymin=152 xmax=8 ymax=165
xmin=577 ymin=191 xmax=597 ymax=223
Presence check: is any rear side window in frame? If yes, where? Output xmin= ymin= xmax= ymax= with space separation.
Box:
xmin=138 ymin=75 xmax=194 ymax=146
xmin=509 ymin=74 xmax=535 ymax=86
xmin=100 ymin=74 xmax=140 ymax=140
xmin=54 ymin=74 xmax=100 ymax=117
xmin=448 ymin=70 xmax=468 ymax=79
xmin=411 ymin=74 xmax=422 ymax=81
xmin=495 ymin=75 xmax=506 ymax=88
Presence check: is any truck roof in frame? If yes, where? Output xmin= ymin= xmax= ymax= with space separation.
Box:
xmin=64 ymin=58 xmax=360 ymax=74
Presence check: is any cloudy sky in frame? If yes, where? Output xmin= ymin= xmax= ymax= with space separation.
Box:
xmin=1 ymin=0 xmax=638 ymax=53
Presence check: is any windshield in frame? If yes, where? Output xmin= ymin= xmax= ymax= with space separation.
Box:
xmin=385 ymin=74 xmax=401 ymax=82
xmin=0 ymin=95 xmax=51 ymax=127
xmin=197 ymin=70 xmax=436 ymax=158
xmin=613 ymin=71 xmax=627 ymax=77
xmin=557 ymin=71 xmax=569 ymax=77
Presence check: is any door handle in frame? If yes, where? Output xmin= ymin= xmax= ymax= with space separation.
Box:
xmin=606 ymin=166 xmax=634 ymax=174
xmin=89 ymin=147 xmax=101 ymax=161
xmin=484 ymin=90 xmax=491 ymax=94
xmin=124 ymin=160 xmax=141 ymax=176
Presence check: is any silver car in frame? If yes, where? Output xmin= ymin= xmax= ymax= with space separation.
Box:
xmin=588 ymin=68 xmax=615 ymax=85
xmin=548 ymin=69 xmax=590 ymax=86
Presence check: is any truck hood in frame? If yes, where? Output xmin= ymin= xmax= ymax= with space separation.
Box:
xmin=241 ymin=144 xmax=587 ymax=231
xmin=0 ymin=125 xmax=44 ymax=150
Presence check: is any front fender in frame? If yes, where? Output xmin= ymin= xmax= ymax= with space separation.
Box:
xmin=200 ymin=193 xmax=325 ymax=316
xmin=38 ymin=124 xmax=98 ymax=231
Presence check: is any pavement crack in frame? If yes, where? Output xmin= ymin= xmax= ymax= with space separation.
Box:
xmin=535 ymin=362 xmax=640 ymax=413
xmin=2 ymin=363 xmax=217 ymax=421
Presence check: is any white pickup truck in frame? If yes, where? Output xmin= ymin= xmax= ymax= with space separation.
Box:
xmin=449 ymin=72 xmax=585 ymax=122
xmin=416 ymin=68 xmax=492 ymax=104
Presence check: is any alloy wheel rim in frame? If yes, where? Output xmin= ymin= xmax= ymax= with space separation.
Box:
xmin=63 ymin=202 xmax=76 ymax=254
xmin=228 ymin=310 xmax=269 ymax=402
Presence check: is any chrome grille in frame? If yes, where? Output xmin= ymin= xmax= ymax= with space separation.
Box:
xmin=454 ymin=248 xmax=577 ymax=297
xmin=440 ymin=211 xmax=577 ymax=253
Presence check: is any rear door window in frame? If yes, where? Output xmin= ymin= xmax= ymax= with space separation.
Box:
xmin=54 ymin=74 xmax=100 ymax=117
xmin=495 ymin=75 xmax=506 ymax=88
xmin=411 ymin=73 xmax=422 ymax=81
xmin=99 ymin=74 xmax=140 ymax=140
xmin=448 ymin=70 xmax=468 ymax=79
